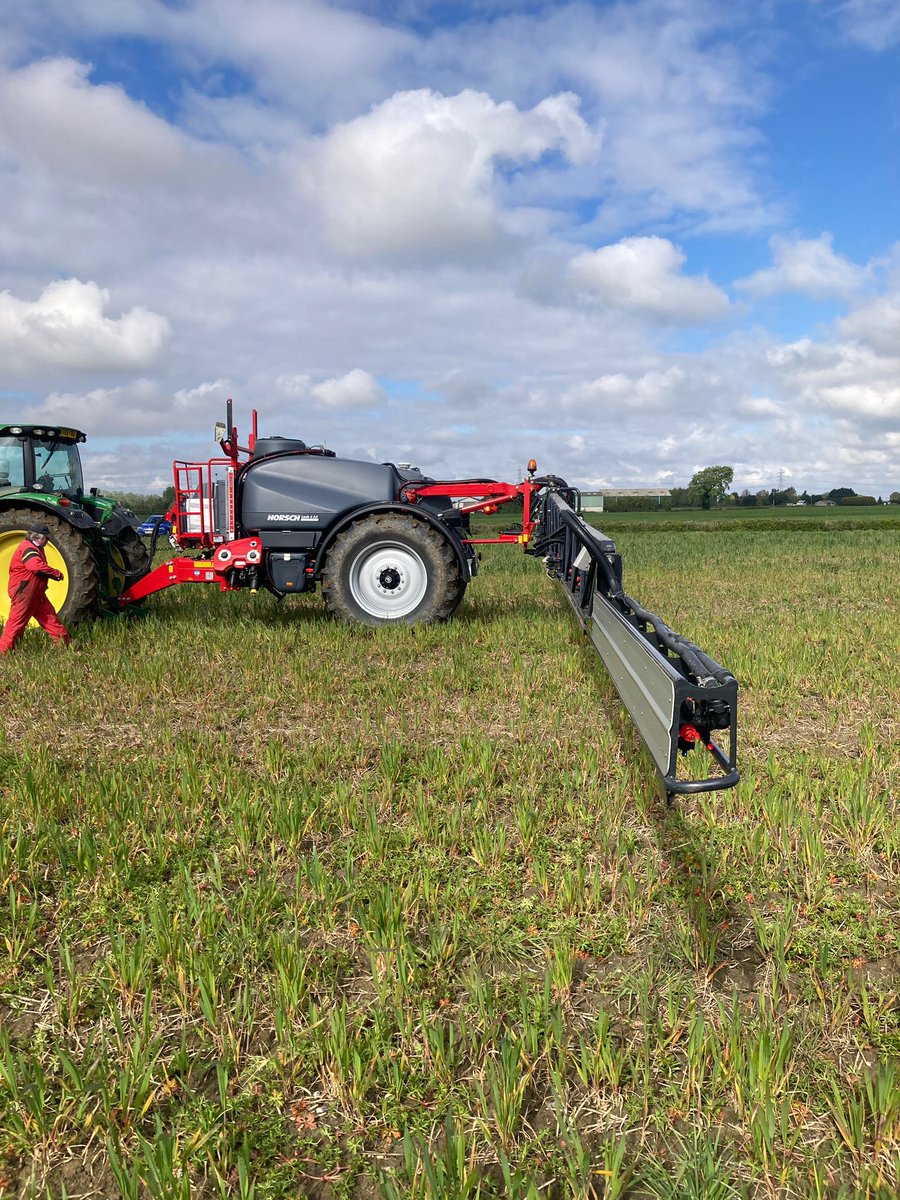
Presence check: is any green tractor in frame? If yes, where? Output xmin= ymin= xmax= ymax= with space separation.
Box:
xmin=0 ymin=423 xmax=150 ymax=627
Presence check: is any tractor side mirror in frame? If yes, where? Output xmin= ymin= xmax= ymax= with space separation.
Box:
xmin=214 ymin=422 xmax=227 ymax=444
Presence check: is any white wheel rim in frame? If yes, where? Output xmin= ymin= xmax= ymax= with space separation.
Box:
xmin=348 ymin=541 xmax=428 ymax=619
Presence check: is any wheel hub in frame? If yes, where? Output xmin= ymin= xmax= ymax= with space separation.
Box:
xmin=349 ymin=541 xmax=428 ymax=619
xmin=378 ymin=567 xmax=402 ymax=591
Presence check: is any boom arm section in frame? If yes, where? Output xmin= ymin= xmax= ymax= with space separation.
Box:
xmin=529 ymin=490 xmax=739 ymax=800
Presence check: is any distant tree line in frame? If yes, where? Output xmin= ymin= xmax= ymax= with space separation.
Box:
xmin=604 ymin=478 xmax=897 ymax=512
xmin=669 ymin=470 xmax=894 ymax=510
xmin=729 ymin=486 xmax=885 ymax=508
xmin=103 ymin=486 xmax=176 ymax=515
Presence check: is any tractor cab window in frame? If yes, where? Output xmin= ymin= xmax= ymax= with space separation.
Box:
xmin=0 ymin=436 xmax=26 ymax=490
xmin=32 ymin=441 xmax=84 ymax=498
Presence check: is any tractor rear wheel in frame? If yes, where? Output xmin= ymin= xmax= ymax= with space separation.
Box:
xmin=0 ymin=507 xmax=99 ymax=627
xmin=321 ymin=513 xmax=466 ymax=626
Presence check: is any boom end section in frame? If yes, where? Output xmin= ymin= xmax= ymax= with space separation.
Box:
xmin=531 ymin=489 xmax=739 ymax=799
xmin=589 ymin=591 xmax=739 ymax=798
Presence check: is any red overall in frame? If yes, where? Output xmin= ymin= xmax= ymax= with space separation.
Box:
xmin=0 ymin=538 xmax=70 ymax=654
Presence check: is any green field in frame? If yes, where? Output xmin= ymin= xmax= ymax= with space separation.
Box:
xmin=1 ymin=520 xmax=898 ymax=1198
xmin=587 ymin=504 xmax=900 ymax=531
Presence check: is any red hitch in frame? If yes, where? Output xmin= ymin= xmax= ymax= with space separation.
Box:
xmin=120 ymin=537 xmax=262 ymax=605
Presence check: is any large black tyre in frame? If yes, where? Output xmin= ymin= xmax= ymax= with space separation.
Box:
xmin=106 ymin=527 xmax=151 ymax=608
xmin=112 ymin=528 xmax=151 ymax=582
xmin=320 ymin=513 xmax=466 ymax=627
xmin=0 ymin=506 xmax=99 ymax=627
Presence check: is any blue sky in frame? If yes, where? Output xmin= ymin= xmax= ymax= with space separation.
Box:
xmin=0 ymin=0 xmax=897 ymax=496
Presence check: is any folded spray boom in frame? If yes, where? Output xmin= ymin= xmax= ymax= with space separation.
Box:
xmin=527 ymin=489 xmax=738 ymax=801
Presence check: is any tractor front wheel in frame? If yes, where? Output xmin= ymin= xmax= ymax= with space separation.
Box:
xmin=112 ymin=528 xmax=151 ymax=583
xmin=321 ymin=513 xmax=466 ymax=626
xmin=0 ymin=507 xmax=99 ymax=627
xmin=105 ymin=527 xmax=151 ymax=607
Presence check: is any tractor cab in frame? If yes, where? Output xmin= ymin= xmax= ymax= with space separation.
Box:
xmin=0 ymin=424 xmax=86 ymax=499
xmin=0 ymin=423 xmax=134 ymax=529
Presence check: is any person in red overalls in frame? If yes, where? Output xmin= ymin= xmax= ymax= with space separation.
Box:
xmin=0 ymin=522 xmax=70 ymax=655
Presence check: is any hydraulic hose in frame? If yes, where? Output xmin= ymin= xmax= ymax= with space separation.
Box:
xmin=619 ymin=594 xmax=735 ymax=688
xmin=147 ymin=517 xmax=167 ymax=562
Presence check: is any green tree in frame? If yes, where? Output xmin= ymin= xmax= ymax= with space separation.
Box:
xmin=107 ymin=489 xmax=170 ymax=516
xmin=669 ymin=486 xmax=691 ymax=508
xmin=687 ymin=466 xmax=734 ymax=510
xmin=889 ymin=492 xmax=900 ymax=505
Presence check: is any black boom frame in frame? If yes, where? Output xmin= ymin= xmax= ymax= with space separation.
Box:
xmin=528 ymin=489 xmax=739 ymax=801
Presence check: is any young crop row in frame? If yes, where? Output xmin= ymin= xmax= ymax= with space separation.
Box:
xmin=0 ymin=527 xmax=897 ymax=1198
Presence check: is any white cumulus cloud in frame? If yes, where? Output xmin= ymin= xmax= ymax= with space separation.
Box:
xmin=832 ymin=0 xmax=900 ymax=50
xmin=766 ymin=337 xmax=900 ymax=422
xmin=735 ymin=234 xmax=867 ymax=300
xmin=305 ymin=88 xmax=593 ymax=262
xmin=0 ymin=279 xmax=170 ymax=375
xmin=310 ymin=369 xmax=387 ymax=410
xmin=568 ymin=237 xmax=729 ymax=322
xmin=0 ymin=58 xmax=192 ymax=185
xmin=837 ymin=291 xmax=900 ymax=355
xmin=17 ymin=377 xmax=230 ymax=438
xmin=0 ymin=4 xmax=895 ymax=497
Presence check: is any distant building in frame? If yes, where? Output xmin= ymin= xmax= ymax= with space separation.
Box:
xmin=580 ymin=488 xmax=671 ymax=513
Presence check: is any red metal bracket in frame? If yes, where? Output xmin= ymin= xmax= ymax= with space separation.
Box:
xmin=120 ymin=537 xmax=262 ymax=605
xmin=402 ymin=479 xmax=539 ymax=546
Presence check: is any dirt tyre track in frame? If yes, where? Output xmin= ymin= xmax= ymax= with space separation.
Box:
xmin=321 ymin=512 xmax=466 ymax=627
xmin=0 ymin=506 xmax=99 ymax=626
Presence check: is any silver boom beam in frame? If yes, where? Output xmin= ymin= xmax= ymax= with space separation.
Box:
xmin=530 ymin=490 xmax=739 ymax=799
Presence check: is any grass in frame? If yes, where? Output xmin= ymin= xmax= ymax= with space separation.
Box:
xmin=0 ymin=518 xmax=898 ymax=1198
xmin=587 ymin=504 xmax=900 ymax=533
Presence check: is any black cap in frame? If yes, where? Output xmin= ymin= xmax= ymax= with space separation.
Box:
xmin=29 ymin=522 xmax=51 ymax=538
